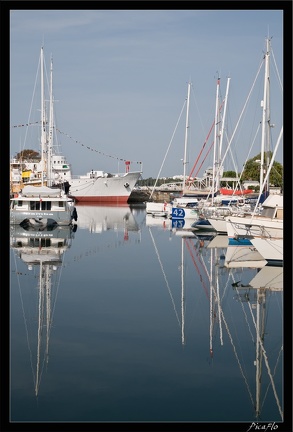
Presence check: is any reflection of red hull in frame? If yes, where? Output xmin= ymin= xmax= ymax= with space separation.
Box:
xmin=220 ymin=188 xmax=253 ymax=196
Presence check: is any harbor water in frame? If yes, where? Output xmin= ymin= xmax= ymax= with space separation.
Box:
xmin=9 ymin=205 xmax=284 ymax=427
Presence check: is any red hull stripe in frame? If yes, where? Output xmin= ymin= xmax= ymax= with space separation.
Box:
xmin=71 ymin=196 xmax=129 ymax=204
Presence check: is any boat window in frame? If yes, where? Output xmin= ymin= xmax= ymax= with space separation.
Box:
xmin=29 ymin=201 xmax=51 ymax=210
xmin=12 ymin=200 xmax=23 ymax=208
xmin=29 ymin=238 xmax=51 ymax=247
xmin=30 ymin=201 xmax=40 ymax=210
xmin=59 ymin=201 xmax=65 ymax=208
xmin=41 ymin=201 xmax=51 ymax=210
xmin=276 ymin=208 xmax=283 ymax=219
xmin=261 ymin=207 xmax=275 ymax=218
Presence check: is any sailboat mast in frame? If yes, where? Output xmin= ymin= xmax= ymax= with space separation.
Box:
xmin=40 ymin=47 xmax=47 ymax=186
xmin=259 ymin=38 xmax=271 ymax=194
xmin=211 ymin=76 xmax=220 ymax=205
xmin=181 ymin=238 xmax=185 ymax=346
xmin=183 ymin=82 xmax=191 ymax=190
xmin=47 ymin=55 xmax=54 ymax=187
xmin=35 ymin=262 xmax=45 ymax=396
xmin=209 ymin=248 xmax=213 ymax=356
xmin=46 ymin=265 xmax=52 ymax=364
xmin=217 ymin=77 xmax=231 ymax=191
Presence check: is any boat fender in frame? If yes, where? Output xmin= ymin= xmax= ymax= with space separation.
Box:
xmin=72 ymin=207 xmax=78 ymax=221
xmin=124 ymin=182 xmax=129 ymax=188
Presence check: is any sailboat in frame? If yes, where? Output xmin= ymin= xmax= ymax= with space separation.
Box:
xmin=10 ymin=47 xmax=73 ymax=194
xmin=10 ymin=47 xmax=77 ymax=227
xmin=171 ymin=81 xmax=202 ymax=222
xmin=10 ymin=223 xmax=75 ymax=396
xmin=225 ymin=37 xmax=283 ymax=255
xmin=11 ymin=46 xmax=141 ymax=205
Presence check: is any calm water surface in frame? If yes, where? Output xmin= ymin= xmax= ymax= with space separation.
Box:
xmin=10 ymin=205 xmax=284 ymax=425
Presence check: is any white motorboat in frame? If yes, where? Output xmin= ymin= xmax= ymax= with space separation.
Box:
xmin=10 ymin=185 xmax=77 ymax=227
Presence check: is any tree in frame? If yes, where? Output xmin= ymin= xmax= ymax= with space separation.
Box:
xmin=15 ymin=149 xmax=41 ymax=160
xmin=242 ymin=152 xmax=283 ymax=188
xmin=223 ymin=170 xmax=237 ymax=178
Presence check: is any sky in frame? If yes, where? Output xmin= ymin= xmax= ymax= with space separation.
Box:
xmin=10 ymin=8 xmax=284 ymax=180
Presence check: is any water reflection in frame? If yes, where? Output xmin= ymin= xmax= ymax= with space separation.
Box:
xmin=10 ymin=224 xmax=75 ymax=396
xmin=148 ymin=222 xmax=283 ymax=421
xmin=76 ymin=203 xmax=140 ymax=234
xmin=10 ymin=205 xmax=283 ymax=423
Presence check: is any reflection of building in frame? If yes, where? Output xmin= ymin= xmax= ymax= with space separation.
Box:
xmin=11 ymin=224 xmax=75 ymax=396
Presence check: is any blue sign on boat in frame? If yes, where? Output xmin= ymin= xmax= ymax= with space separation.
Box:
xmin=172 ymin=218 xmax=185 ymax=229
xmin=172 ymin=207 xmax=185 ymax=219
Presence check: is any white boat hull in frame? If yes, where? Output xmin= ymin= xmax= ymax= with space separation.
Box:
xmin=146 ymin=201 xmax=171 ymax=217
xmin=10 ymin=186 xmax=77 ymax=227
xmin=68 ymin=171 xmax=141 ymax=203
xmin=207 ymin=217 xmax=228 ymax=234
xmin=226 ymin=216 xmax=283 ymax=240
xmin=250 ymin=237 xmax=283 ymax=266
xmin=10 ymin=209 xmax=73 ymax=226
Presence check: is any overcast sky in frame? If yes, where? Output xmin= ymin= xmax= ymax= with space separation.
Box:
xmin=10 ymin=9 xmax=283 ymax=179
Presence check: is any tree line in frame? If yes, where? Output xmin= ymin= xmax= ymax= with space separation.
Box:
xmin=14 ymin=150 xmax=283 ymax=189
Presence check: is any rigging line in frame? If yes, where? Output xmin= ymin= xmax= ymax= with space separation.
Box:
xmin=208 ymin=249 xmax=230 ymax=346
xmin=150 ymin=98 xmax=186 ymax=199
xmin=12 ymin=249 xmax=37 ymax=390
xmin=220 ymin=266 xmax=233 ymax=303
xmin=220 ymin=301 xmax=255 ymax=407
xmin=247 ymin=294 xmax=284 ymax=420
xmin=261 ymin=345 xmax=283 ymax=412
xmin=197 ymin=247 xmax=212 ymax=285
xmin=49 ymin=250 xmax=67 ymax=334
xmin=187 ymin=100 xmax=224 ymax=183
xmin=68 ymin=237 xmax=140 ymax=263
xmin=190 ymin=83 xmax=207 ymax=142
xmin=217 ymin=56 xmax=265 ymax=178
xmin=193 ymin=140 xmax=214 ymax=179
xmin=36 ymin=262 xmax=45 ymax=395
xmin=250 ymin=126 xmax=283 ymax=219
xmin=225 ymin=121 xmax=262 ymax=195
xmin=215 ymin=265 xmax=223 ymax=346
xmin=187 ymin=125 xmax=214 ymax=182
xmin=148 ymin=228 xmax=181 ymax=326
xmin=232 ymin=275 xmax=255 ymax=344
xmin=184 ymin=239 xmax=209 ymax=300
xmin=55 ymin=128 xmax=143 ymax=165
xmin=271 ymin=48 xmax=283 ymax=92
xmin=11 ymin=121 xmax=42 ymax=128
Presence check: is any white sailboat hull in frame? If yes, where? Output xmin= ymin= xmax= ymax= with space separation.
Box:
xmin=207 ymin=217 xmax=228 ymax=234
xmin=226 ymin=216 xmax=283 ymax=241
xmin=250 ymin=237 xmax=283 ymax=266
